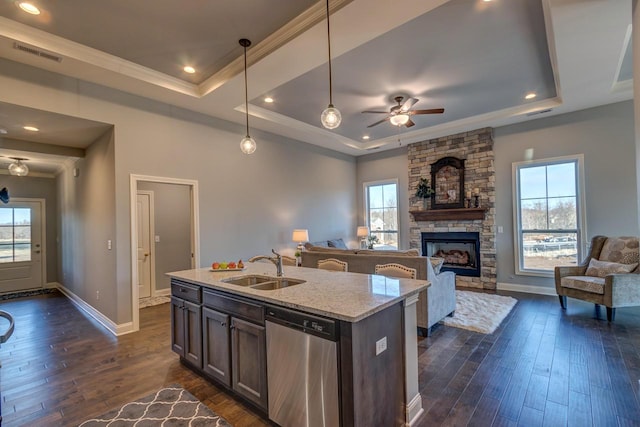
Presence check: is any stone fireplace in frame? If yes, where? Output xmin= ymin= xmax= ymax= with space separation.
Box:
xmin=422 ymin=232 xmax=481 ymax=277
xmin=408 ymin=127 xmax=496 ymax=289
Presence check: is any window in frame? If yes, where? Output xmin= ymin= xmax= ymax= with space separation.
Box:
xmin=364 ymin=180 xmax=399 ymax=249
xmin=0 ymin=208 xmax=32 ymax=263
xmin=513 ymin=155 xmax=585 ymax=275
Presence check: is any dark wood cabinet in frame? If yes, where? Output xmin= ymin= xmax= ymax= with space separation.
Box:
xmin=231 ymin=317 xmax=267 ymax=409
xmin=202 ymin=307 xmax=231 ymax=387
xmin=171 ymin=290 xmax=202 ymax=369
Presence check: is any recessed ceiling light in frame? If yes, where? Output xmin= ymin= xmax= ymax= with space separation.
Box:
xmin=183 ymin=66 xmax=195 ymax=74
xmin=264 ymin=97 xmax=274 ymax=103
xmin=23 ymin=126 xmax=39 ymax=132
xmin=362 ymin=135 xmax=370 ymax=140
xmin=17 ymin=2 xmax=40 ymax=15
xmin=525 ymin=92 xmax=537 ymax=100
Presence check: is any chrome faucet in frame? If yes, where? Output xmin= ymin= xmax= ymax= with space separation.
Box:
xmin=248 ymin=249 xmax=284 ymax=277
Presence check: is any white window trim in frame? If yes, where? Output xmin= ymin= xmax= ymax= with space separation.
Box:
xmin=512 ymin=154 xmax=587 ymax=277
xmin=363 ymin=178 xmax=400 ymax=249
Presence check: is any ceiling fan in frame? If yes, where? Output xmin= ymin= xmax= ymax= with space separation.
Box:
xmin=363 ymin=96 xmax=444 ymax=128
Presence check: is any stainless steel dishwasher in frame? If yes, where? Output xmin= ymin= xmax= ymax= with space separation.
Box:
xmin=0 ymin=310 xmax=15 ymax=427
xmin=265 ymin=305 xmax=339 ymax=427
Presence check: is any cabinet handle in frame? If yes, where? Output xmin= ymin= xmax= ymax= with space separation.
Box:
xmin=220 ymin=322 xmax=226 ymax=326
xmin=230 ymin=325 xmax=235 ymax=330
xmin=179 ymin=288 xmax=187 ymax=293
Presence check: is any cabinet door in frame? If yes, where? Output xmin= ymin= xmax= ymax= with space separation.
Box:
xmin=202 ymin=307 xmax=231 ymax=387
xmin=170 ymin=297 xmax=185 ymax=357
xmin=183 ymin=300 xmax=203 ymax=368
xmin=231 ymin=317 xmax=267 ymax=410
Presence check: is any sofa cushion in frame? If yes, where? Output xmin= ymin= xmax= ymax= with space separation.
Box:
xmin=599 ymin=237 xmax=639 ymax=266
xmin=327 ymin=238 xmax=348 ymax=249
xmin=429 ymin=257 xmax=445 ymax=274
xmin=561 ymin=276 xmax=605 ymax=294
xmin=306 ymin=245 xmax=358 ymax=254
xmin=356 ymin=249 xmax=420 ymax=256
xmin=586 ymin=258 xmax=638 ymax=278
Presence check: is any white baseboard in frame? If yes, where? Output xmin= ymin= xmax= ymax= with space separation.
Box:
xmin=497 ymin=282 xmax=557 ymax=296
xmin=55 ymin=284 xmax=135 ymax=336
xmin=45 ymin=281 xmax=59 ymax=289
xmin=154 ymin=288 xmax=171 ymax=297
xmin=406 ymin=393 xmax=424 ymax=426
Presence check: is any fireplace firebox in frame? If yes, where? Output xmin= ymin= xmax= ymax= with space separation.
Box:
xmin=422 ymin=232 xmax=481 ymax=277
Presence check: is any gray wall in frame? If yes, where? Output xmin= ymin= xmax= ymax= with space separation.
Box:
xmin=0 ymin=59 xmax=357 ymax=325
xmin=137 ymin=181 xmax=192 ymax=292
xmin=356 ymin=101 xmax=638 ymax=292
xmin=494 ymin=100 xmax=638 ymax=290
xmin=0 ymin=174 xmax=58 ymax=283
xmin=355 ymin=147 xmax=409 ymax=249
xmin=57 ymin=129 xmax=118 ymax=321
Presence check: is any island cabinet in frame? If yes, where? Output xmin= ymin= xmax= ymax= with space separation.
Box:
xmin=198 ymin=286 xmax=268 ymax=411
xmin=170 ymin=280 xmax=202 ymax=368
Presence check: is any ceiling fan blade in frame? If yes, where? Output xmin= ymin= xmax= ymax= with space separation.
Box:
xmin=405 ymin=118 xmax=416 ymax=128
xmin=361 ymin=110 xmax=390 ymax=114
xmin=411 ymin=108 xmax=445 ymax=115
xmin=400 ymin=97 xmax=418 ymax=112
xmin=367 ymin=117 xmax=390 ymax=128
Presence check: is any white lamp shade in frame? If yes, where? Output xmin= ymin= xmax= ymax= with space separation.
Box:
xmin=357 ymin=226 xmax=369 ymax=237
xmin=292 ymin=229 xmax=309 ymax=243
xmin=389 ymin=114 xmax=410 ymax=126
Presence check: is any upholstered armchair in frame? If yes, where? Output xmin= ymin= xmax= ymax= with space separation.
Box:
xmin=555 ymin=236 xmax=639 ymax=321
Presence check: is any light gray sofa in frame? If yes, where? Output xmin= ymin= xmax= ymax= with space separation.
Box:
xmin=301 ymin=246 xmax=456 ymax=335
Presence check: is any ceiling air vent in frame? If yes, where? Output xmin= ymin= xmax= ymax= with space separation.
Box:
xmin=13 ymin=42 xmax=63 ymax=63
xmin=526 ymin=108 xmax=552 ymax=117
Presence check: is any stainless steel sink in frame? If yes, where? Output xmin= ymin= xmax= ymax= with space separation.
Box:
xmin=251 ymin=278 xmax=306 ymax=290
xmin=221 ymin=275 xmax=306 ymax=290
xmin=222 ymin=275 xmax=274 ymax=287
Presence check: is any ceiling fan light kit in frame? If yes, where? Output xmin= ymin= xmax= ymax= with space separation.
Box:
xmin=320 ymin=0 xmax=341 ymax=130
xmin=239 ymin=38 xmax=256 ymax=155
xmin=363 ymin=95 xmax=444 ymax=129
xmin=390 ymin=113 xmax=410 ymax=126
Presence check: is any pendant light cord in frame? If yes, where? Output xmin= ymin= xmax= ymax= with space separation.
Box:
xmin=326 ymin=0 xmax=333 ymax=106
xmin=243 ymin=43 xmax=250 ymax=137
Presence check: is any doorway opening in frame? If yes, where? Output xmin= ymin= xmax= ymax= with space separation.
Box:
xmin=130 ymin=175 xmax=199 ymax=332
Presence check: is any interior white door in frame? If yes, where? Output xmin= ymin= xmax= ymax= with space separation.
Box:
xmin=137 ymin=193 xmax=152 ymax=299
xmin=0 ymin=201 xmax=43 ymax=293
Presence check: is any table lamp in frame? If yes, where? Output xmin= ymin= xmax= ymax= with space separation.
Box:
xmin=357 ymin=226 xmax=369 ymax=249
xmin=292 ymin=228 xmax=309 ymax=256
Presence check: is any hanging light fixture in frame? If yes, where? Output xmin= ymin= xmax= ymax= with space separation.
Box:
xmin=320 ymin=0 xmax=341 ymax=129
xmin=389 ymin=114 xmax=410 ymax=126
xmin=239 ymin=38 xmax=256 ymax=154
xmin=8 ymin=157 xmax=29 ymax=176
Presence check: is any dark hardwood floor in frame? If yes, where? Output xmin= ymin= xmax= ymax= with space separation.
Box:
xmin=1 ymin=290 xmax=639 ymax=426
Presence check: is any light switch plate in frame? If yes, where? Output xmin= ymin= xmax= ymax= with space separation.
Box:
xmin=155 ymin=235 xmax=160 ymax=242
xmin=376 ymin=337 xmax=387 ymax=355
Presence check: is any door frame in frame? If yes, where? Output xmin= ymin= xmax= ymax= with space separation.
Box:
xmin=136 ymin=190 xmax=156 ymax=298
xmin=0 ymin=198 xmax=47 ymax=291
xmin=130 ymin=175 xmax=199 ymax=332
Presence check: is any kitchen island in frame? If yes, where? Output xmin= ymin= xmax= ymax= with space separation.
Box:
xmin=168 ymin=263 xmax=429 ymax=427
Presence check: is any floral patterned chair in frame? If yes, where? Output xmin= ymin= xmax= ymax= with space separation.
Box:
xmin=555 ymin=236 xmax=639 ymax=321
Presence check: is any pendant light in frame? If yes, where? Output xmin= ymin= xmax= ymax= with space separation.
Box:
xmin=8 ymin=157 xmax=29 ymax=176
xmin=320 ymin=0 xmax=341 ymax=129
xmin=239 ymin=38 xmax=256 ymax=154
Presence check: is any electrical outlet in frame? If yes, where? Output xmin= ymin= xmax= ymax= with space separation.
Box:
xmin=96 ymin=290 xmax=100 ymax=300
xmin=498 ymin=226 xmax=504 ymax=233
xmin=107 ymin=240 xmax=112 ymax=250
xmin=376 ymin=337 xmax=387 ymax=356
xmin=155 ymin=235 xmax=160 ymax=243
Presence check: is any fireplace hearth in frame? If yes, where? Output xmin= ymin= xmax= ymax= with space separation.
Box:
xmin=422 ymin=232 xmax=481 ymax=277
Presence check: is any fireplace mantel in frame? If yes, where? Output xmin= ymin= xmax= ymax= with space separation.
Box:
xmin=410 ymin=207 xmax=487 ymax=221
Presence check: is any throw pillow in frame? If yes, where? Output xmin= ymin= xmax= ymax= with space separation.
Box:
xmin=327 ymin=238 xmax=348 ymax=249
xmin=585 ymin=258 xmax=638 ymax=278
xmin=428 ymin=257 xmax=445 ymax=274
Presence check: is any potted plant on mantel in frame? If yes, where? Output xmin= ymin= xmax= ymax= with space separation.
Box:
xmin=415 ymin=177 xmax=434 ymax=210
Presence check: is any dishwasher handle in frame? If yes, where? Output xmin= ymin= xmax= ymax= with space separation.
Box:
xmin=266 ymin=305 xmax=338 ymax=341
xmin=0 ymin=310 xmax=14 ymax=344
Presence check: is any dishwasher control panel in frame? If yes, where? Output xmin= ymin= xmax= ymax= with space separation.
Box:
xmin=265 ymin=305 xmax=338 ymax=341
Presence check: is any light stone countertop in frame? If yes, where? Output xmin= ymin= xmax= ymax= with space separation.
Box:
xmin=167 ymin=263 xmax=430 ymax=322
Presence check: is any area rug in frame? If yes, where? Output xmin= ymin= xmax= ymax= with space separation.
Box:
xmin=442 ymin=290 xmax=517 ymax=334
xmin=79 ymin=385 xmax=231 ymax=426
xmin=139 ymin=295 xmax=170 ymax=308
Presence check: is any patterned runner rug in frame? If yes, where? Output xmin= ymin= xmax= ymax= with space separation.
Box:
xmin=442 ymin=290 xmax=517 ymax=334
xmin=79 ymin=385 xmax=232 ymax=426
xmin=139 ymin=295 xmax=171 ymax=308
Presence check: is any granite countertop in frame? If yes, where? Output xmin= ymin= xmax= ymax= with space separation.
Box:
xmin=167 ymin=263 xmax=430 ymax=322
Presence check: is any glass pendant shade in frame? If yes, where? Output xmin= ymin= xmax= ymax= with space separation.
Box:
xmin=390 ymin=113 xmax=410 ymax=126
xmin=8 ymin=159 xmax=28 ymax=176
xmin=240 ymin=136 xmax=257 ymax=154
xmin=321 ymin=105 xmax=342 ymax=129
